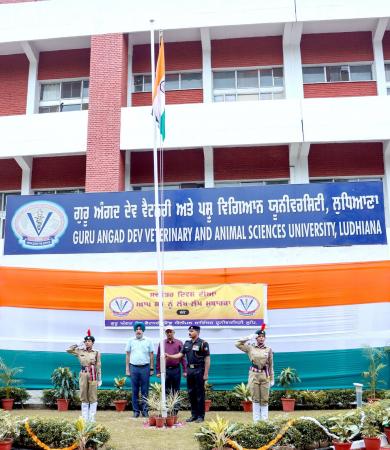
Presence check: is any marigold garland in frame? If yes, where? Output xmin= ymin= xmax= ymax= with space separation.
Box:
xmin=24 ymin=421 xmax=79 ymax=450
xmin=227 ymin=419 xmax=296 ymax=450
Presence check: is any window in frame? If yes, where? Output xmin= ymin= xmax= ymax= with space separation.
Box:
xmin=303 ymin=64 xmax=373 ymax=83
xmin=213 ymin=68 xmax=284 ymax=102
xmin=0 ymin=192 xmax=20 ymax=238
xmin=34 ymin=188 xmax=85 ymax=195
xmin=133 ymin=72 xmax=202 ymax=92
xmin=385 ymin=63 xmax=390 ymax=95
xmin=132 ymin=183 xmax=204 ymax=191
xmin=215 ymin=179 xmax=289 ymax=187
xmin=39 ymin=79 xmax=89 ymax=113
xmin=310 ymin=177 xmax=382 ymax=183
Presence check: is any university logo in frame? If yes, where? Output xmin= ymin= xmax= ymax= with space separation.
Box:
xmin=109 ymin=297 xmax=133 ymax=317
xmin=11 ymin=201 xmax=68 ymax=250
xmin=233 ymin=295 xmax=260 ymax=316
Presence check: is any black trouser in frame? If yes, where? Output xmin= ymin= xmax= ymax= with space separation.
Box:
xmin=166 ymin=366 xmax=181 ymax=394
xmin=187 ymin=367 xmax=205 ymax=419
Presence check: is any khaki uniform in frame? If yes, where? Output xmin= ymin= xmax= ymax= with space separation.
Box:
xmin=236 ymin=340 xmax=274 ymax=406
xmin=67 ymin=345 xmax=101 ymax=403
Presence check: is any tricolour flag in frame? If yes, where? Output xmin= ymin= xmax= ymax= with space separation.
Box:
xmin=152 ymin=35 xmax=165 ymax=141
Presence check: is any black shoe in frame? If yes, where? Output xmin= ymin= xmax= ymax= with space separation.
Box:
xmin=195 ymin=417 xmax=204 ymax=423
xmin=133 ymin=412 xmax=140 ymax=418
xmin=186 ymin=416 xmax=197 ymax=422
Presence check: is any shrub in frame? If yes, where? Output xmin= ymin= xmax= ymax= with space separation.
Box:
xmin=42 ymin=389 xmax=81 ymax=410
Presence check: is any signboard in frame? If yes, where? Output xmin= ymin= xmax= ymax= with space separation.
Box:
xmin=104 ymin=283 xmax=267 ymax=328
xmin=4 ymin=182 xmax=387 ymax=255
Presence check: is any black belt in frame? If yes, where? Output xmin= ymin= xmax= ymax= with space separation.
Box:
xmin=131 ymin=363 xmax=149 ymax=367
xmin=166 ymin=366 xmax=180 ymax=369
xmin=188 ymin=364 xmax=204 ymax=369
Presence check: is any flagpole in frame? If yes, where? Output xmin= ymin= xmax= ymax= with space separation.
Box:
xmin=150 ymin=20 xmax=167 ymax=418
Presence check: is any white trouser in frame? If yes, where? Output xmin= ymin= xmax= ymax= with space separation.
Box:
xmin=89 ymin=402 xmax=97 ymax=422
xmin=260 ymin=405 xmax=269 ymax=420
xmin=252 ymin=402 xmax=261 ymax=422
xmin=81 ymin=402 xmax=89 ymax=421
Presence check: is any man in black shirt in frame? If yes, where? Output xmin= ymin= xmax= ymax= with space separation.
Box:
xmin=165 ymin=325 xmax=210 ymax=422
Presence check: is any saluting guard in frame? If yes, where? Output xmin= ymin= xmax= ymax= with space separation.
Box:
xmin=236 ymin=324 xmax=274 ymax=422
xmin=67 ymin=329 xmax=102 ymax=422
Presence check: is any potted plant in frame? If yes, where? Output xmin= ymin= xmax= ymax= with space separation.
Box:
xmin=361 ymin=416 xmax=382 ymax=450
xmin=112 ymin=376 xmax=128 ymax=412
xmin=166 ymin=390 xmax=184 ymax=426
xmin=194 ymin=415 xmax=241 ymax=450
xmin=145 ymin=393 xmax=159 ymax=426
xmin=0 ymin=358 xmax=23 ymax=411
xmin=277 ymin=367 xmax=301 ymax=412
xmin=232 ymin=382 xmax=252 ymax=412
xmin=362 ymin=346 xmax=387 ymax=402
xmin=204 ymin=381 xmax=213 ymax=412
xmin=381 ymin=406 xmax=390 ymax=441
xmin=63 ymin=417 xmax=103 ymax=450
xmin=0 ymin=411 xmax=20 ymax=450
xmin=329 ymin=411 xmax=360 ymax=450
xmin=51 ymin=367 xmax=78 ymax=411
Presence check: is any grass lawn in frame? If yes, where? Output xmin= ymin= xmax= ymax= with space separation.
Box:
xmin=10 ymin=408 xmax=348 ymax=450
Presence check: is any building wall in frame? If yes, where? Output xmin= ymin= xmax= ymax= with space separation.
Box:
xmin=38 ymin=48 xmax=90 ymax=80
xmin=211 ymin=36 xmax=283 ymax=67
xmin=0 ymin=159 xmax=22 ymax=190
xmin=382 ymin=31 xmax=390 ymax=61
xmin=301 ymin=32 xmax=374 ymax=64
xmin=0 ymin=54 xmax=28 ymax=116
xmin=132 ymin=89 xmax=203 ymax=106
xmin=309 ymin=142 xmax=384 ymax=177
xmin=131 ymin=148 xmax=204 ymax=184
xmin=303 ymin=81 xmax=377 ymax=98
xmin=31 ymin=155 xmax=86 ymax=189
xmin=214 ymin=145 xmax=289 ymax=180
xmin=85 ymin=34 xmax=127 ymax=192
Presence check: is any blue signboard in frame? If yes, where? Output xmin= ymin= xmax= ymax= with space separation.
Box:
xmin=3 ymin=182 xmax=387 ymax=255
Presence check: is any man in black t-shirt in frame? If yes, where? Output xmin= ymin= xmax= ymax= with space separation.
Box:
xmin=165 ymin=325 xmax=210 ymax=422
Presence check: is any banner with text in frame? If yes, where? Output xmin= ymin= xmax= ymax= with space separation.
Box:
xmin=104 ymin=283 xmax=267 ymax=328
xmin=4 ymin=181 xmax=387 ymax=255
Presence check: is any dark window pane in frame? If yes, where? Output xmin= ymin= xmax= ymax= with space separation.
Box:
xmin=302 ymin=67 xmax=325 ymax=83
xmin=144 ymin=75 xmax=152 ymax=92
xmin=273 ymin=67 xmax=284 ymax=86
xmin=82 ymin=80 xmax=89 ymax=97
xmin=260 ymin=69 xmax=273 ymax=87
xmin=82 ymin=103 xmax=89 ymax=110
xmin=237 ymin=70 xmax=258 ymax=88
xmin=165 ymin=73 xmax=179 ymax=90
xmin=385 ymin=64 xmax=390 ymax=82
xmin=181 ymin=72 xmax=202 ymax=89
xmin=213 ymin=71 xmax=235 ymax=89
xmin=61 ymin=103 xmax=81 ymax=112
xmin=62 ymin=81 xmax=82 ymax=98
xmin=326 ymin=66 xmax=343 ymax=82
xmin=39 ymin=105 xmax=59 ymax=114
xmin=134 ymin=75 xmax=144 ymax=92
xmin=350 ymin=65 xmax=372 ymax=81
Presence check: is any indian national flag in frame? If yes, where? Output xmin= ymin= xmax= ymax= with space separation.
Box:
xmin=152 ymin=35 xmax=165 ymax=141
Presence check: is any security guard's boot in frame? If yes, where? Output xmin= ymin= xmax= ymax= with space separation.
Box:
xmin=89 ymin=402 xmax=97 ymax=422
xmin=260 ymin=405 xmax=269 ymax=420
xmin=252 ymin=402 xmax=261 ymax=422
xmin=81 ymin=402 xmax=89 ymax=421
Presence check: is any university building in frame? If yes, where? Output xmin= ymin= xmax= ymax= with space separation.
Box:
xmin=0 ymin=0 xmax=389 ymax=390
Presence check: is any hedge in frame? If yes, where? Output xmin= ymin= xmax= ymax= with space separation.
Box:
xmin=196 ymin=401 xmax=390 ymax=450
xmin=15 ymin=416 xmax=110 ymax=449
xmin=40 ymin=388 xmax=390 ymax=411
